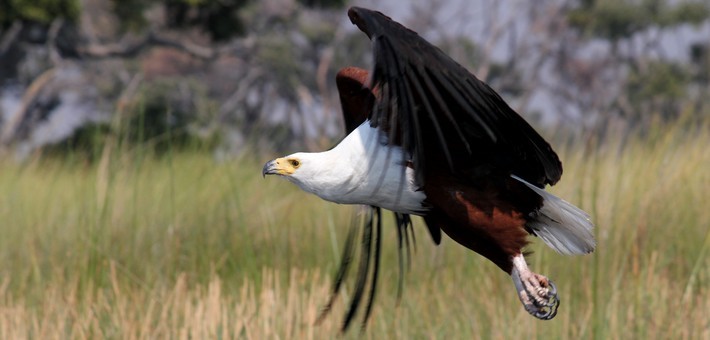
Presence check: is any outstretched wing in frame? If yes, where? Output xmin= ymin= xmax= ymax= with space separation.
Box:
xmin=348 ymin=7 xmax=562 ymax=188
xmin=336 ymin=67 xmax=374 ymax=134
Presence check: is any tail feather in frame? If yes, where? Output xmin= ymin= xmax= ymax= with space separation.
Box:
xmin=512 ymin=175 xmax=596 ymax=255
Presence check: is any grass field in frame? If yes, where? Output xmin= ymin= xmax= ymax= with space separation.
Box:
xmin=0 ymin=118 xmax=708 ymax=339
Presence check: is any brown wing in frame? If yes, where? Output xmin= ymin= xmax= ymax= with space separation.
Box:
xmin=348 ymin=7 xmax=562 ymax=188
xmin=335 ymin=67 xmax=374 ymax=135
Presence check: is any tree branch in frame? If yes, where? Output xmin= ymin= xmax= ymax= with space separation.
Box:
xmin=77 ymin=31 xmax=220 ymax=60
xmin=0 ymin=21 xmax=22 ymax=56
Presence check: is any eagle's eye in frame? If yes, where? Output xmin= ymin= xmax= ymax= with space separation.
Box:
xmin=289 ymin=159 xmax=300 ymax=168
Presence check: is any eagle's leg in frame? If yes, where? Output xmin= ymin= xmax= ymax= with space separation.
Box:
xmin=510 ymin=254 xmax=559 ymax=320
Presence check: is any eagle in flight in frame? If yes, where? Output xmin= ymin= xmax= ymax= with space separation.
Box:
xmin=263 ymin=7 xmax=595 ymax=330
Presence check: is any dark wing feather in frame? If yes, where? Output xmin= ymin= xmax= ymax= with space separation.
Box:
xmin=336 ymin=67 xmax=374 ymax=134
xmin=347 ymin=7 xmax=562 ymax=188
xmin=317 ymin=207 xmax=420 ymax=332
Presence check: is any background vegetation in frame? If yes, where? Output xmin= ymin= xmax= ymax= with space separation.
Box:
xmin=0 ymin=0 xmax=708 ymax=338
xmin=1 ymin=0 xmax=708 ymax=156
xmin=0 ymin=115 xmax=708 ymax=339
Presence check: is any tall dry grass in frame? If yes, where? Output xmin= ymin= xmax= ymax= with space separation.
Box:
xmin=0 ymin=117 xmax=708 ymax=339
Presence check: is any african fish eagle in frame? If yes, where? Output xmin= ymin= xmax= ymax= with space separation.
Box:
xmin=262 ymin=7 xmax=595 ymax=330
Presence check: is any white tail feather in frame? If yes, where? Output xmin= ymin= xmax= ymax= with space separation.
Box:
xmin=511 ymin=175 xmax=596 ymax=255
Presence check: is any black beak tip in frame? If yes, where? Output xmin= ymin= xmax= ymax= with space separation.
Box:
xmin=262 ymin=160 xmax=275 ymax=178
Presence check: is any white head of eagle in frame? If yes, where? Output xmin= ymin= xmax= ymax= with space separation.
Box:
xmin=263 ymin=121 xmax=427 ymax=215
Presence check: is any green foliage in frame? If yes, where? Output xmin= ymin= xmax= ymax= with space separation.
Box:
xmin=42 ymin=123 xmax=112 ymax=161
xmin=163 ymin=0 xmax=250 ymax=41
xmin=256 ymin=34 xmax=309 ymax=94
xmin=108 ymin=0 xmax=152 ymax=32
xmin=568 ymin=1 xmax=650 ymax=40
xmin=626 ymin=61 xmax=689 ymax=105
xmin=42 ymin=79 xmax=220 ymax=161
xmin=109 ymin=0 xmax=347 ymax=38
xmin=120 ymin=80 xmax=220 ymax=154
xmin=297 ymin=0 xmax=346 ymax=8
xmin=567 ymin=0 xmax=710 ymax=125
xmin=110 ymin=0 xmax=251 ymax=40
xmin=299 ymin=16 xmax=337 ymax=46
xmin=0 ymin=0 xmax=80 ymax=28
xmin=659 ymin=1 xmax=710 ymax=26
xmin=568 ymin=0 xmax=710 ymax=40
xmin=125 ymin=85 xmax=193 ymax=152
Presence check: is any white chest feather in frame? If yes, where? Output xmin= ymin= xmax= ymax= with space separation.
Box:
xmin=285 ymin=122 xmax=428 ymax=214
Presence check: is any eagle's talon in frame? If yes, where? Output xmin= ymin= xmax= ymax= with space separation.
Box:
xmin=522 ymin=288 xmax=558 ymax=320
xmin=512 ymin=255 xmax=560 ymax=320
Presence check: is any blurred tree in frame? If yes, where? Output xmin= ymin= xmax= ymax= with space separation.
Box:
xmin=563 ymin=0 xmax=710 ymax=127
xmin=1 ymin=0 xmax=356 ymax=157
xmin=0 ymin=0 xmax=80 ymax=28
xmin=569 ymin=0 xmax=709 ymax=41
xmin=2 ymin=0 xmax=708 ymax=159
xmin=110 ymin=0 xmax=251 ymax=41
xmin=296 ymin=0 xmax=345 ymax=8
xmin=166 ymin=0 xmax=247 ymax=41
